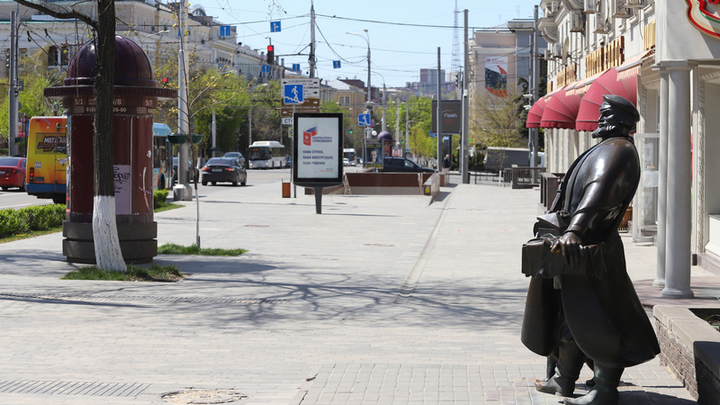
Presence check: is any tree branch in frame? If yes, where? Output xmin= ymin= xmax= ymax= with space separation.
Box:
xmin=13 ymin=0 xmax=97 ymax=30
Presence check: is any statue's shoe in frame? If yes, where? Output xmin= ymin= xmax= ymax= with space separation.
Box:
xmin=564 ymin=385 xmax=619 ymax=405
xmin=534 ymin=374 xmax=575 ymax=397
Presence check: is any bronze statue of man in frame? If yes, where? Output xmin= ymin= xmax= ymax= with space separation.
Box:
xmin=521 ymin=95 xmax=660 ymax=405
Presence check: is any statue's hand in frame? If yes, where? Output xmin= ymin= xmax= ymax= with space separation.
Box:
xmin=555 ymin=231 xmax=582 ymax=268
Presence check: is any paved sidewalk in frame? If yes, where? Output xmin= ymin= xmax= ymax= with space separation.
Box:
xmin=0 ymin=178 xmax=715 ymax=404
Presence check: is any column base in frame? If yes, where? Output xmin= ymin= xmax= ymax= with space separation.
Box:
xmin=660 ymin=287 xmax=694 ymax=298
xmin=173 ymin=184 xmax=193 ymax=201
xmin=652 ymin=278 xmax=666 ymax=288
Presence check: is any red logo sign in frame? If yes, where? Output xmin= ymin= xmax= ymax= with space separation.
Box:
xmin=303 ymin=127 xmax=318 ymax=146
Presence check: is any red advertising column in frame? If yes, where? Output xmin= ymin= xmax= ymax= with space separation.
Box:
xmin=45 ymin=36 xmax=177 ymax=263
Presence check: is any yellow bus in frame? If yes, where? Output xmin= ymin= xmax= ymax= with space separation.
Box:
xmin=25 ymin=116 xmax=67 ymax=204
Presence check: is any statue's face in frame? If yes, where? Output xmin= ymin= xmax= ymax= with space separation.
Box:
xmin=592 ymin=102 xmax=624 ymax=138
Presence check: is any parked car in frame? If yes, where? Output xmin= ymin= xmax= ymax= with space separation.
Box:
xmin=0 ymin=156 xmax=27 ymax=191
xmin=343 ymin=158 xmax=350 ymax=166
xmin=201 ymin=157 xmax=247 ymax=186
xmin=172 ymin=157 xmax=199 ymax=183
xmin=223 ymin=152 xmax=246 ymax=167
xmin=380 ymin=157 xmax=436 ymax=173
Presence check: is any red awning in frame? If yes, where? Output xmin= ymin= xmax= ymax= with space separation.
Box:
xmin=525 ymin=96 xmax=547 ymax=128
xmin=575 ymin=68 xmax=637 ymax=131
xmin=540 ymin=87 xmax=582 ymax=129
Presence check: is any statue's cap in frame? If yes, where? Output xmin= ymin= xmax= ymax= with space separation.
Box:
xmin=602 ymin=95 xmax=639 ymax=123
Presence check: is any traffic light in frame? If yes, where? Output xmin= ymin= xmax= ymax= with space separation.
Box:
xmin=161 ymin=77 xmax=168 ymax=87
xmin=267 ymin=45 xmax=275 ymax=65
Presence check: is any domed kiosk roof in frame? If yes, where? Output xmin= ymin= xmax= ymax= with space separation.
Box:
xmin=45 ymin=36 xmax=176 ymax=100
xmin=377 ymin=131 xmax=393 ymax=142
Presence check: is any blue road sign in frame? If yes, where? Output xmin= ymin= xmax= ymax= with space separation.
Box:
xmin=284 ymin=84 xmax=304 ymax=104
xmin=271 ymin=21 xmax=281 ymax=32
xmin=292 ymin=63 xmax=301 ymax=72
xmin=219 ymin=25 xmax=231 ymax=37
xmin=429 ymin=131 xmax=437 ymax=138
xmin=358 ymin=114 xmax=372 ymax=127
xmin=333 ymin=60 xmax=341 ymax=69
xmin=261 ymin=65 xmax=270 ymax=73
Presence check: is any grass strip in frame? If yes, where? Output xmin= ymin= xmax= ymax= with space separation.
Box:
xmin=0 ymin=226 xmax=63 ymax=244
xmin=63 ymin=264 xmax=185 ymax=282
xmin=155 ymin=203 xmax=183 ymax=213
xmin=157 ymin=243 xmax=247 ymax=256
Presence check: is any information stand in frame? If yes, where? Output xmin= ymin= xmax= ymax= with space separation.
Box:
xmin=292 ymin=113 xmax=344 ymax=214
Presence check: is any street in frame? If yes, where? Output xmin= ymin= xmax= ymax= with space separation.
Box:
xmin=0 ymin=171 xmax=702 ymax=405
xmin=0 ymin=188 xmax=53 ymax=210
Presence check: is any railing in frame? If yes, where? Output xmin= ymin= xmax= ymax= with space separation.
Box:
xmin=511 ymin=166 xmax=546 ymax=189
xmin=540 ymin=172 xmax=564 ymax=211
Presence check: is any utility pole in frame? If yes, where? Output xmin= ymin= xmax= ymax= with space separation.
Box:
xmin=436 ymin=47 xmax=443 ymax=169
xmin=309 ymin=1 xmax=316 ymax=78
xmin=381 ymin=83 xmax=386 ymax=133
xmin=8 ymin=11 xmax=19 ymax=156
xmin=211 ymin=109 xmax=216 ymax=157
xmin=173 ymin=2 xmax=193 ymax=201
xmin=461 ymin=9 xmax=470 ymax=184
xmin=405 ymin=102 xmax=410 ymax=155
xmin=395 ymin=100 xmax=400 ymax=146
xmin=530 ymin=5 xmax=540 ymax=169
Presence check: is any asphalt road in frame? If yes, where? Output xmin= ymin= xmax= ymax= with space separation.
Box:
xmin=0 ymin=188 xmax=53 ymax=210
xmin=0 ymin=167 xmax=301 ymax=210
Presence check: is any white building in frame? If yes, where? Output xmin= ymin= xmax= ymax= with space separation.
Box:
xmin=0 ymin=0 xmax=264 ymax=80
xmin=530 ymin=0 xmax=720 ymax=300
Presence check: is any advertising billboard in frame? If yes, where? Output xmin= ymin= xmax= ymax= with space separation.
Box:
xmin=485 ymin=56 xmax=508 ymax=98
xmin=365 ymin=141 xmax=383 ymax=168
xmin=293 ymin=113 xmax=344 ymax=186
xmin=430 ymin=100 xmax=462 ymax=134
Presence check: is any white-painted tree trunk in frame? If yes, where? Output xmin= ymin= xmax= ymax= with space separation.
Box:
xmin=93 ymin=195 xmax=126 ymax=272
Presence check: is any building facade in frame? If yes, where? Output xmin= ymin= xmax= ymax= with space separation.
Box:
xmin=0 ymin=0 xmax=264 ymax=80
xmin=530 ymin=0 xmax=720 ymax=299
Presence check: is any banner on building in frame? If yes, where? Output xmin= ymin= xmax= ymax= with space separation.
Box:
xmin=485 ymin=56 xmax=508 ymax=98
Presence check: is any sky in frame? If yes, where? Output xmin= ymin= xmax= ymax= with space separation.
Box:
xmin=192 ymin=0 xmax=542 ymax=88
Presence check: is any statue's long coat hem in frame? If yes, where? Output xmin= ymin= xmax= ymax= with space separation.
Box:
xmin=521 ymin=137 xmax=660 ymax=369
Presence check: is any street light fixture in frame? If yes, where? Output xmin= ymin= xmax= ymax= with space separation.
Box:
xmin=342 ymin=30 xmax=371 ymax=107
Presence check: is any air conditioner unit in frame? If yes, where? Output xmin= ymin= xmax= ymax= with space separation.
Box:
xmin=571 ymin=12 xmax=585 ymax=32
xmin=544 ymin=49 xmax=553 ymax=60
xmin=553 ymin=43 xmax=564 ymax=59
xmin=594 ymin=16 xmax=611 ymax=34
xmin=613 ymin=0 xmax=632 ymax=18
xmin=584 ymin=0 xmax=597 ymax=13
xmin=626 ymin=0 xmax=644 ymax=8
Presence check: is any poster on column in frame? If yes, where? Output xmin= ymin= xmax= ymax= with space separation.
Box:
xmin=293 ymin=113 xmax=344 ymax=186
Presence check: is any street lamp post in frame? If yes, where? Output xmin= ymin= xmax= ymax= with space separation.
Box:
xmin=344 ymin=30 xmax=373 ymax=165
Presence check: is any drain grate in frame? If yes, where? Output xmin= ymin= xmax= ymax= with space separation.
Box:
xmin=162 ymin=389 xmax=248 ymax=404
xmin=0 ymin=380 xmax=149 ymax=397
xmin=0 ymin=293 xmax=289 ymax=305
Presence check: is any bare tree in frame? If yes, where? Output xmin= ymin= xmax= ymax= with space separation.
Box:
xmin=16 ymin=0 xmax=126 ymax=271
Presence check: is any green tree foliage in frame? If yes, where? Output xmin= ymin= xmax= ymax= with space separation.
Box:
xmin=380 ymin=96 xmax=435 ymax=159
xmin=470 ymin=89 xmax=527 ymax=148
xmin=247 ymin=80 xmax=282 ymax=145
xmin=153 ymin=49 xmax=255 ymax=157
xmin=0 ymin=49 xmax=64 ymax=149
xmin=320 ymin=100 xmax=356 ymax=149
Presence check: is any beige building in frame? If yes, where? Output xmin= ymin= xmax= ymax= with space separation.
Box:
xmin=530 ymin=0 xmax=720 ymax=302
xmin=0 ymin=0 xmax=262 ymax=80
